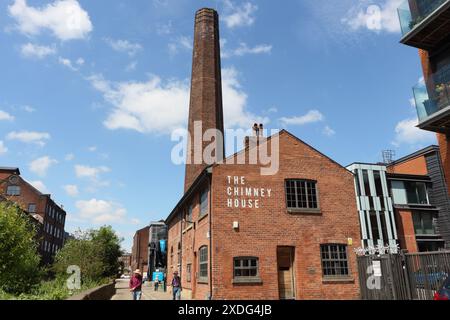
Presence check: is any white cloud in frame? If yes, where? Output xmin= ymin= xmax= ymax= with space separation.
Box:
xmin=75 ymin=165 xmax=110 ymax=192
xmin=58 ymin=57 xmax=78 ymax=71
xmin=87 ymin=73 xmax=189 ymax=134
xmin=23 ymin=105 xmax=36 ymax=113
xmin=65 ymin=153 xmax=75 ymax=161
xmin=323 ymin=125 xmax=336 ymax=137
xmin=63 ymin=184 xmax=79 ymax=197
xmin=20 ymin=43 xmax=56 ymax=59
xmin=88 ymin=66 xmax=265 ymax=134
xmin=125 ymin=61 xmax=137 ymax=72
xmin=222 ymin=67 xmax=268 ymax=129
xmin=168 ymin=36 xmax=193 ymax=55
xmin=75 ymin=164 xmax=110 ymax=179
xmin=88 ymin=146 xmax=97 ymax=152
xmin=75 ymin=199 xmax=127 ymax=224
xmin=392 ymin=117 xmax=436 ymax=146
xmin=29 ymin=180 xmax=50 ymax=194
xmin=279 ymin=110 xmax=324 ymax=126
xmin=222 ymin=41 xmax=272 ymax=58
xmin=0 ymin=110 xmax=14 ymax=121
xmin=8 ymin=0 xmax=93 ymax=41
xmin=29 ymin=156 xmax=58 ymax=177
xmin=76 ymin=57 xmax=85 ymax=66
xmin=342 ymin=0 xmax=402 ymax=33
xmin=223 ymin=1 xmax=258 ymax=28
xmin=0 ymin=141 xmax=8 ymax=155
xmin=104 ymin=38 xmax=142 ymax=56
xmin=6 ymin=130 xmax=50 ymax=146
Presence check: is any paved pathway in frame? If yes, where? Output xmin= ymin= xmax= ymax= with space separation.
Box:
xmin=111 ymin=279 xmax=173 ymax=300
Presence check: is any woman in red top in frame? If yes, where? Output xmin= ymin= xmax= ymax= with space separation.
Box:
xmin=129 ymin=269 xmax=143 ymax=300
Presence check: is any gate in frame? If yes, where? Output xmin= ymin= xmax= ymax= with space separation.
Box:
xmin=357 ymin=251 xmax=450 ymax=300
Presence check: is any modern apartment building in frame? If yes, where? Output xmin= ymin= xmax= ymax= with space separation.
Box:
xmin=398 ymin=0 xmax=450 ymax=195
xmin=348 ymin=146 xmax=449 ymax=253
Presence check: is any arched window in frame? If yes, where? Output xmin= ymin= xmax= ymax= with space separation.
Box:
xmin=170 ymin=246 xmax=174 ymax=266
xmin=198 ymin=246 xmax=208 ymax=282
xmin=177 ymin=243 xmax=181 ymax=266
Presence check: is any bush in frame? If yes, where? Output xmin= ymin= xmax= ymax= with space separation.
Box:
xmin=53 ymin=226 xmax=123 ymax=283
xmin=0 ymin=202 xmax=43 ymax=294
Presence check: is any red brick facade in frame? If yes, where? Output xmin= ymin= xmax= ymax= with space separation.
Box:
xmin=131 ymin=226 xmax=149 ymax=274
xmin=167 ymin=131 xmax=361 ymax=300
xmin=437 ymin=133 xmax=450 ymax=195
xmin=0 ymin=168 xmax=66 ymax=264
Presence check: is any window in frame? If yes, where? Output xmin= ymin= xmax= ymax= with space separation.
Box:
xmin=170 ymin=246 xmax=174 ymax=265
xmin=285 ymin=180 xmax=319 ymax=210
xmin=391 ymin=181 xmax=429 ymax=205
xmin=6 ymin=185 xmax=20 ymax=196
xmin=186 ymin=205 xmax=193 ymax=224
xmin=413 ymin=212 xmax=439 ymax=235
xmin=320 ymin=244 xmax=350 ymax=278
xmin=200 ymin=189 xmax=209 ymax=217
xmin=373 ymin=171 xmax=384 ymax=197
xmin=234 ymin=257 xmax=259 ymax=279
xmin=177 ymin=243 xmax=181 ymax=265
xmin=405 ymin=182 xmax=429 ymax=205
xmin=198 ymin=246 xmax=208 ymax=282
xmin=28 ymin=204 xmax=36 ymax=214
xmin=186 ymin=264 xmax=192 ymax=282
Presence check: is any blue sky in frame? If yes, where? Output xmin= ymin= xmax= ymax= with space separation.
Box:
xmin=0 ymin=0 xmax=437 ymax=251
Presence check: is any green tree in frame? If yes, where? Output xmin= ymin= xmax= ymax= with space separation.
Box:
xmin=53 ymin=231 xmax=104 ymax=282
xmin=53 ymin=226 xmax=123 ymax=282
xmin=0 ymin=202 xmax=42 ymax=294
xmin=90 ymin=226 xmax=123 ymax=278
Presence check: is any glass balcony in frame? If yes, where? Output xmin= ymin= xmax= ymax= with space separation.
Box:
xmin=398 ymin=0 xmax=450 ymax=49
xmin=398 ymin=0 xmax=447 ymax=35
xmin=413 ymin=64 xmax=450 ymax=132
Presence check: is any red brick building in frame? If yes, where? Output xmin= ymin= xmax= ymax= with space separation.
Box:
xmin=0 ymin=167 xmax=66 ymax=264
xmin=165 ymin=8 xmax=361 ymax=300
xmin=119 ymin=253 xmax=132 ymax=274
xmin=131 ymin=226 xmax=149 ymax=274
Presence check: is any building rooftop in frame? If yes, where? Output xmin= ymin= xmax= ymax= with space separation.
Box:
xmin=0 ymin=167 xmax=20 ymax=175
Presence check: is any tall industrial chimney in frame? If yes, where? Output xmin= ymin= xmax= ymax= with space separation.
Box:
xmin=184 ymin=8 xmax=225 ymax=192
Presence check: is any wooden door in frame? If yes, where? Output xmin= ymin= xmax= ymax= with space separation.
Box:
xmin=277 ymin=247 xmax=295 ymax=300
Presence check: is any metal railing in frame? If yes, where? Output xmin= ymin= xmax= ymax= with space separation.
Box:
xmin=398 ymin=0 xmax=449 ymax=36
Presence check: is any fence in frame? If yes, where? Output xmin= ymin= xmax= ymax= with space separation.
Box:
xmin=358 ymin=251 xmax=450 ymax=300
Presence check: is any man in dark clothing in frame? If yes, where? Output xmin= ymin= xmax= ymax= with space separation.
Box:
xmin=129 ymin=269 xmax=143 ymax=300
xmin=171 ymin=271 xmax=182 ymax=300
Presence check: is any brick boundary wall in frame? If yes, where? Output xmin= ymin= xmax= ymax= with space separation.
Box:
xmin=66 ymin=281 xmax=116 ymax=300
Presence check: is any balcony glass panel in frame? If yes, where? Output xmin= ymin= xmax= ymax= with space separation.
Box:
xmin=413 ymin=64 xmax=450 ymax=122
xmin=398 ymin=0 xmax=448 ymax=36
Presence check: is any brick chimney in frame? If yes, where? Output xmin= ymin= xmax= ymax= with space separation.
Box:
xmin=184 ymin=8 xmax=225 ymax=192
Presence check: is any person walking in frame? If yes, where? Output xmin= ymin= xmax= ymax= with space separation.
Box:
xmin=171 ymin=271 xmax=182 ymax=300
xmin=154 ymin=274 xmax=160 ymax=291
xmin=129 ymin=269 xmax=143 ymax=300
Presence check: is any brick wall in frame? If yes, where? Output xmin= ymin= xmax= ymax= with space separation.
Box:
xmin=395 ymin=209 xmax=418 ymax=253
xmin=437 ymin=133 xmax=450 ymax=195
xmin=210 ymin=132 xmax=361 ymax=300
xmin=388 ymin=155 xmax=428 ymax=175
xmin=131 ymin=227 xmax=149 ymax=273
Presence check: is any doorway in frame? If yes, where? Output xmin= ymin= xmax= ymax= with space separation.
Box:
xmin=277 ymin=247 xmax=295 ymax=300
